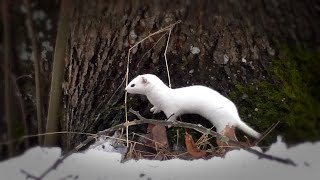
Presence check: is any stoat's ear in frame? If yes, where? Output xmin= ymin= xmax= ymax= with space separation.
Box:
xmin=141 ymin=75 xmax=148 ymax=84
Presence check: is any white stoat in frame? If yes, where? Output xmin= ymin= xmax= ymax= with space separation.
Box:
xmin=125 ymin=74 xmax=261 ymax=139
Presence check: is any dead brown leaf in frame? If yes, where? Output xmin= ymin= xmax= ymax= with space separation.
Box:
xmin=148 ymin=124 xmax=169 ymax=149
xmin=185 ymin=132 xmax=206 ymax=159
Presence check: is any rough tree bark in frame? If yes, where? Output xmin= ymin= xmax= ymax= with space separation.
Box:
xmin=63 ymin=0 xmax=320 ymax=149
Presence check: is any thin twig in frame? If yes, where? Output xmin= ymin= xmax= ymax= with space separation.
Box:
xmin=254 ymin=121 xmax=280 ymax=145
xmin=0 ymin=131 xmax=95 ymax=146
xmin=136 ymin=31 xmax=168 ymax=67
xmin=20 ymin=169 xmax=39 ymax=180
xmin=132 ymin=132 xmax=166 ymax=148
xmin=16 ymin=74 xmax=33 ymax=81
xmin=106 ymin=77 xmax=126 ymax=105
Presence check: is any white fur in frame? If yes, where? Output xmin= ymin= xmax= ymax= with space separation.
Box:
xmin=125 ymin=74 xmax=261 ymax=138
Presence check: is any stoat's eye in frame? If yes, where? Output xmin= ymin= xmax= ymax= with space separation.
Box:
xmin=131 ymin=84 xmax=135 ymax=87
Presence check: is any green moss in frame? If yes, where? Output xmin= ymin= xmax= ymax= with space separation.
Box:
xmin=13 ymin=121 xmax=26 ymax=138
xmin=230 ymin=46 xmax=320 ymax=144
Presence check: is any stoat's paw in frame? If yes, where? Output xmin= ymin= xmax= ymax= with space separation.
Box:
xmin=167 ymin=119 xmax=176 ymax=128
xmin=166 ymin=117 xmax=176 ymax=128
xmin=150 ymin=106 xmax=160 ymax=114
xmin=167 ymin=118 xmax=176 ymax=122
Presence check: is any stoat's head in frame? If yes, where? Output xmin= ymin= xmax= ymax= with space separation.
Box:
xmin=125 ymin=74 xmax=162 ymax=95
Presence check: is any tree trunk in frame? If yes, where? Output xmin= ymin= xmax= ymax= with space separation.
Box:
xmin=63 ymin=0 xmax=320 ymax=149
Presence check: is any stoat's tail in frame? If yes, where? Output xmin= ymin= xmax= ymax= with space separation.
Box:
xmin=237 ymin=121 xmax=261 ymax=139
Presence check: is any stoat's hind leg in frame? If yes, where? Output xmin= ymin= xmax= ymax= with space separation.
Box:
xmin=216 ymin=124 xmax=238 ymax=147
xmin=215 ymin=125 xmax=239 ymax=156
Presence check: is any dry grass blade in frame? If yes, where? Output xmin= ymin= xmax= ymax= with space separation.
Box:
xmin=136 ymin=31 xmax=168 ymax=67
xmin=254 ymin=121 xmax=280 ymax=145
xmin=124 ymin=20 xmax=181 ymax=147
xmin=132 ymin=132 xmax=167 ymax=150
xmin=164 ymin=27 xmax=173 ymax=88
xmin=196 ymin=134 xmax=214 ymax=150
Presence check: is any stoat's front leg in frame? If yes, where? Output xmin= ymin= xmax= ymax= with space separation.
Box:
xmin=165 ymin=113 xmax=177 ymax=128
xmin=150 ymin=106 xmax=161 ymax=114
xmin=165 ymin=112 xmax=177 ymax=122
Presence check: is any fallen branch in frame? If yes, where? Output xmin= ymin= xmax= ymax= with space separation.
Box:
xmin=127 ymin=109 xmax=296 ymax=166
xmin=30 ymin=108 xmax=296 ymax=180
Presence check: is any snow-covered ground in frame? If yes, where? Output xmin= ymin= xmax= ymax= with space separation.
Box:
xmin=0 ymin=136 xmax=319 ymax=180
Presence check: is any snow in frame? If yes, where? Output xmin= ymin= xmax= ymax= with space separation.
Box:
xmin=0 ymin=136 xmax=319 ymax=180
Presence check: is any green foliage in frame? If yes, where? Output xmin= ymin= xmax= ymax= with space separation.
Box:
xmin=167 ymin=127 xmax=186 ymax=147
xmin=230 ymin=46 xmax=320 ymax=144
xmin=14 ymin=123 xmax=26 ymax=138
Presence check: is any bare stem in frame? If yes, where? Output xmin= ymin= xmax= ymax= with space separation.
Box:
xmin=125 ymin=20 xmax=181 ymax=147
xmin=164 ymin=27 xmax=172 ymax=88
xmin=23 ymin=0 xmax=44 ymax=145
xmin=2 ymin=0 xmax=14 ymax=157
xmin=44 ymin=0 xmax=74 ymax=146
